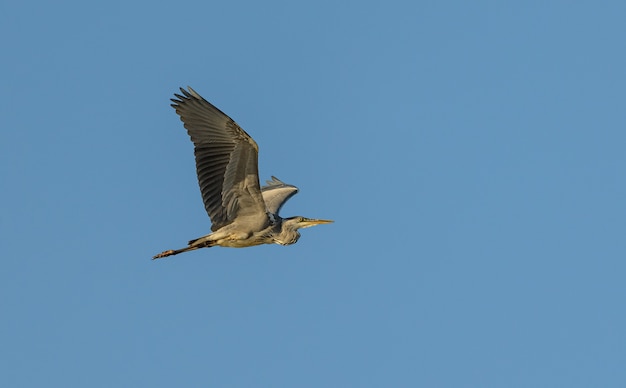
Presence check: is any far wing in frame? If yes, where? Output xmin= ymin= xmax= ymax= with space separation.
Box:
xmin=261 ymin=176 xmax=299 ymax=216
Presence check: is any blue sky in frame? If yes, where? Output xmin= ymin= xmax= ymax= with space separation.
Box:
xmin=2 ymin=1 xmax=625 ymax=387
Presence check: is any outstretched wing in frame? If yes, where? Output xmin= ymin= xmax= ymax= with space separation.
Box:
xmin=171 ymin=87 xmax=267 ymax=231
xmin=261 ymin=176 xmax=299 ymax=216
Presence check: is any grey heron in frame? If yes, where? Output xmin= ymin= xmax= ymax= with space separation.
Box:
xmin=153 ymin=87 xmax=333 ymax=259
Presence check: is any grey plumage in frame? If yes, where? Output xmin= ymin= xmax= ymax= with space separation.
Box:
xmin=153 ymin=87 xmax=332 ymax=259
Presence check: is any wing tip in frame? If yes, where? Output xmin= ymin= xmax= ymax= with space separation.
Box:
xmin=171 ymin=86 xmax=201 ymax=101
xmin=170 ymin=86 xmax=204 ymax=110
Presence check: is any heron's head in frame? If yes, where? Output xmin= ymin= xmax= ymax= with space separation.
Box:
xmin=275 ymin=216 xmax=334 ymax=246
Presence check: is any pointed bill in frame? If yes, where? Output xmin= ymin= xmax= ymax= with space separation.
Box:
xmin=299 ymin=218 xmax=334 ymax=228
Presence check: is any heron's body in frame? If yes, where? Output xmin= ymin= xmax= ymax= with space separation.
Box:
xmin=153 ymin=87 xmax=332 ymax=259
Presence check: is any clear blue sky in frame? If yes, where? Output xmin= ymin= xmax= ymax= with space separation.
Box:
xmin=2 ymin=1 xmax=625 ymax=387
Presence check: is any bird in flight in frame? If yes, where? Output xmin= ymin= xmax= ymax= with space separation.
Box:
xmin=153 ymin=87 xmax=333 ymax=259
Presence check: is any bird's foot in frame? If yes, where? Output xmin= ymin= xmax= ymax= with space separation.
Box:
xmin=152 ymin=250 xmax=175 ymax=260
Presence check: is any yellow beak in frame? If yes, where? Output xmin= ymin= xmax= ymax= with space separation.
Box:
xmin=299 ymin=218 xmax=334 ymax=228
